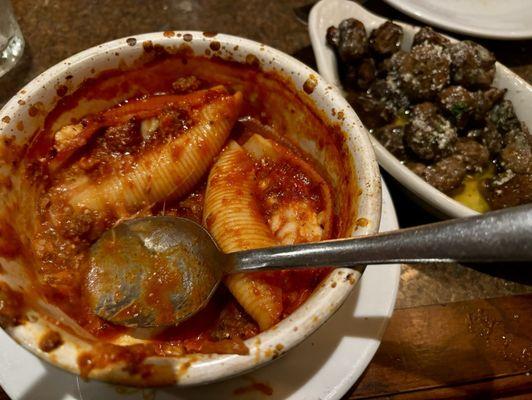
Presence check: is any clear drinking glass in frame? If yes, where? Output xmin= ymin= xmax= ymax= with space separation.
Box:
xmin=0 ymin=0 xmax=24 ymax=77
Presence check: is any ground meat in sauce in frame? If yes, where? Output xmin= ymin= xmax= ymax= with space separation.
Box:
xmin=254 ymin=157 xmax=324 ymax=219
xmin=68 ymin=107 xmax=191 ymax=183
xmin=102 ymin=120 xmax=142 ymax=153
xmin=32 ymin=210 xmax=91 ymax=294
xmin=48 ymin=203 xmax=96 ymax=239
xmin=172 ymin=76 xmax=202 ymax=93
xmin=327 ymin=18 xmax=531 ymax=210
xmin=153 ymin=108 xmax=190 ymax=139
xmin=210 ymin=302 xmax=258 ymax=341
xmin=155 ymin=189 xmax=205 ymax=224
xmin=77 ymin=343 xmax=153 ymax=378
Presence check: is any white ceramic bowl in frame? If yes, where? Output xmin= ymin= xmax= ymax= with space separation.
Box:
xmin=309 ymin=0 xmax=532 ymax=218
xmin=0 ymin=32 xmax=381 ymax=386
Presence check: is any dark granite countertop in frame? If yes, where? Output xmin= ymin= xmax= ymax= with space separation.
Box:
xmin=1 ymin=0 xmax=531 ymax=310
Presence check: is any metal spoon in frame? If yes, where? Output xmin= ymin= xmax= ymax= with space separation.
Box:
xmin=87 ymin=204 xmax=532 ymax=327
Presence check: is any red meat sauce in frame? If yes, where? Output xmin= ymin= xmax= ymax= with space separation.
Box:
xmin=6 ymin=53 xmax=353 ymax=373
xmin=255 ymin=157 xmax=325 ymax=220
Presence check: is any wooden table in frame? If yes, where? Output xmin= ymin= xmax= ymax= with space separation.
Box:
xmin=349 ymin=294 xmax=531 ymax=399
xmin=1 ymin=0 xmax=531 ymax=398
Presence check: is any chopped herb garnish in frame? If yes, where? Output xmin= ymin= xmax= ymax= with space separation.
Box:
xmin=450 ymin=101 xmax=468 ymax=116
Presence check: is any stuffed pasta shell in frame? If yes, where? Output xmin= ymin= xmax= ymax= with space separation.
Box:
xmin=48 ymin=87 xmax=242 ymax=225
xmin=204 ymin=135 xmax=334 ymax=330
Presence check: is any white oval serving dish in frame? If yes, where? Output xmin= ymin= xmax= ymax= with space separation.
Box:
xmin=309 ymin=0 xmax=532 ymax=218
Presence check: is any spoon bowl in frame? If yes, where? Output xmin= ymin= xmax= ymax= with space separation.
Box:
xmin=88 ymin=217 xmax=223 ymax=327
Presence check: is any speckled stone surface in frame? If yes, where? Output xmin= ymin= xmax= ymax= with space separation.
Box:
xmin=0 ymin=0 xmax=531 ymax=310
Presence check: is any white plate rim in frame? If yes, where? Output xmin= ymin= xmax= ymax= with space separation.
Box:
xmin=383 ymin=0 xmax=532 ymax=40
xmin=0 ymin=179 xmax=400 ymax=400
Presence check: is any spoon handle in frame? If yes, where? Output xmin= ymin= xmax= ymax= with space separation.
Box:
xmin=230 ymin=204 xmax=532 ymax=272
